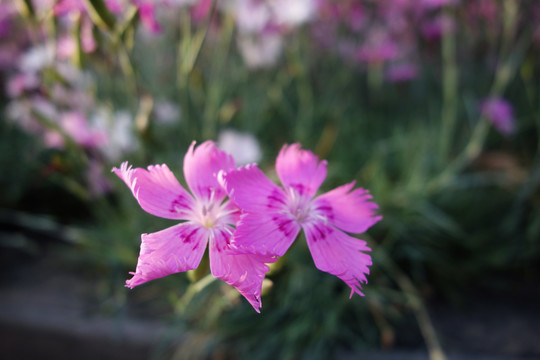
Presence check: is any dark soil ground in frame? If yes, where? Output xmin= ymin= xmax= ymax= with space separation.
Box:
xmin=1 ymin=246 xmax=539 ymax=360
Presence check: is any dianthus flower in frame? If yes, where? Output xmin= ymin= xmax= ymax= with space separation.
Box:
xmin=219 ymin=144 xmax=381 ymax=297
xmin=480 ymin=97 xmax=515 ymax=135
xmin=113 ymin=141 xmax=272 ymax=312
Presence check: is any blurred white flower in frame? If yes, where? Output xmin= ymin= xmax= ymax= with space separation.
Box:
xmin=271 ymin=0 xmax=316 ymax=27
xmin=92 ymin=108 xmax=139 ymax=161
xmin=217 ymin=129 xmax=262 ymax=166
xmin=153 ymin=99 xmax=181 ymax=124
xmin=237 ymin=32 xmax=283 ymax=69
xmin=19 ymin=43 xmax=55 ymax=73
xmin=230 ymin=0 xmax=272 ymax=33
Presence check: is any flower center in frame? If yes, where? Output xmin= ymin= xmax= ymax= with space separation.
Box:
xmin=200 ymin=204 xmax=218 ymax=229
xmin=286 ymin=187 xmax=312 ymax=224
xmin=191 ymin=188 xmax=237 ymax=229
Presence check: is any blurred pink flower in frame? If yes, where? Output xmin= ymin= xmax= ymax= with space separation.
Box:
xmin=6 ymin=73 xmax=40 ymax=97
xmin=87 ymin=160 xmax=112 ymax=196
xmin=0 ymin=2 xmax=17 ymax=38
xmin=80 ymin=16 xmax=98 ymax=52
xmin=56 ymin=36 xmax=77 ymax=59
xmin=220 ymin=144 xmax=381 ymax=297
xmin=355 ymin=30 xmax=400 ymax=63
xmin=422 ymin=15 xmax=454 ymax=41
xmin=43 ymin=131 xmax=65 ymax=149
xmin=133 ymin=1 xmax=163 ymax=33
xmin=191 ymin=0 xmax=213 ymax=22
xmin=53 ymin=0 xmax=85 ymax=15
xmin=0 ymin=44 xmax=21 ymax=70
xmin=386 ymin=62 xmax=419 ymax=83
xmin=113 ymin=141 xmax=273 ymax=312
xmin=60 ymin=111 xmax=108 ymax=148
xmin=480 ymin=97 xmax=516 ymax=135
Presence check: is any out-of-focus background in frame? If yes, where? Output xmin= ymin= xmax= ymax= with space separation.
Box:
xmin=1 ymin=0 xmax=539 ymax=359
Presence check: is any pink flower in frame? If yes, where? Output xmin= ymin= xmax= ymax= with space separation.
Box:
xmin=219 ymin=144 xmax=381 ymax=297
xmin=386 ymin=62 xmax=419 ymax=83
xmin=60 ymin=111 xmax=108 ymax=148
xmin=480 ymin=97 xmax=515 ymax=135
xmin=132 ymin=1 xmax=162 ymax=33
xmin=112 ymin=141 xmax=273 ymax=312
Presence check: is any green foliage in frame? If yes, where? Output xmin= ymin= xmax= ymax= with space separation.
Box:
xmin=2 ymin=3 xmax=540 ymax=359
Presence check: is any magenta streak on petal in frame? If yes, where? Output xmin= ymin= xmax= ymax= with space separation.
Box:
xmin=169 ymin=194 xmax=189 ymax=214
xmin=183 ymin=228 xmax=198 ymax=243
xmin=272 ymin=216 xmax=295 ymax=238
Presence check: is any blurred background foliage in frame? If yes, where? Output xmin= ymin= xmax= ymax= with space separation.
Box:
xmin=1 ymin=0 xmax=540 ymax=359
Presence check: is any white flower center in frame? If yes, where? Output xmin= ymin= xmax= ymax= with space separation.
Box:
xmin=191 ymin=188 xmax=236 ymax=229
xmin=286 ymin=187 xmax=312 ymax=224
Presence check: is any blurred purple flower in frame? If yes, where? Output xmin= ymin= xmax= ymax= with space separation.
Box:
xmin=480 ymin=97 xmax=516 ymax=135
xmin=6 ymin=73 xmax=40 ymax=97
xmin=386 ymin=62 xmax=419 ymax=83
xmin=422 ymin=15 xmax=454 ymax=41
xmin=133 ymin=1 xmax=163 ymax=33
xmin=60 ymin=111 xmax=108 ymax=148
xmin=87 ymin=160 xmax=113 ymax=196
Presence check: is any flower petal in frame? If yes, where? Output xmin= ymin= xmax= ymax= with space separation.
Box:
xmin=219 ymin=164 xmax=288 ymax=213
xmin=209 ymin=225 xmax=274 ymax=312
xmin=303 ymin=222 xmax=372 ymax=297
xmin=183 ymin=141 xmax=236 ymax=203
xmin=230 ymin=212 xmax=301 ymax=257
xmin=312 ymin=181 xmax=382 ymax=234
xmin=275 ymin=143 xmax=327 ymax=197
xmin=126 ymin=222 xmax=208 ymax=288
xmin=136 ymin=1 xmax=162 ymax=34
xmin=112 ymin=162 xmax=194 ymax=220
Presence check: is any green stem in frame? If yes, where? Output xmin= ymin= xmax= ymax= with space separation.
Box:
xmin=201 ymin=13 xmax=234 ymax=140
xmin=175 ymin=274 xmax=217 ymax=315
xmin=376 ymin=248 xmax=447 ymax=360
xmin=293 ymin=35 xmax=314 ymax=143
xmin=438 ymin=5 xmax=458 ymax=163
xmin=176 ymin=0 xmax=217 ymax=138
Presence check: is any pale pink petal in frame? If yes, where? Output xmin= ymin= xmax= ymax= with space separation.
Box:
xmin=183 ymin=141 xmax=236 ymax=203
xmin=126 ymin=222 xmax=208 ymax=288
xmin=230 ymin=212 xmax=301 ymax=257
xmin=112 ymin=162 xmax=194 ymax=220
xmin=312 ymin=182 xmax=382 ymax=234
xmin=209 ymin=225 xmax=274 ymax=312
xmin=219 ymin=164 xmax=288 ymax=213
xmin=80 ymin=16 xmax=97 ymax=53
xmin=303 ymin=221 xmax=372 ymax=297
xmin=105 ymin=0 xmax=124 ymax=14
xmin=275 ymin=143 xmax=327 ymax=197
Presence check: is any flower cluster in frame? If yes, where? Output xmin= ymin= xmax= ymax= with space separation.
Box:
xmin=114 ymin=141 xmax=381 ymax=312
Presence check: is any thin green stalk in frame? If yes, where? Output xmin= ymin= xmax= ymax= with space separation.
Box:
xmin=438 ymin=5 xmax=458 ymax=163
xmin=429 ymin=3 xmax=530 ymax=192
xmin=201 ymin=13 xmax=235 ymax=140
xmin=174 ymin=274 xmax=217 ymax=315
xmin=376 ymin=248 xmax=447 ymax=360
xmin=176 ymin=0 xmax=217 ymax=138
xmin=293 ymin=34 xmax=315 ymax=144
xmin=367 ymin=62 xmax=384 ymax=97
